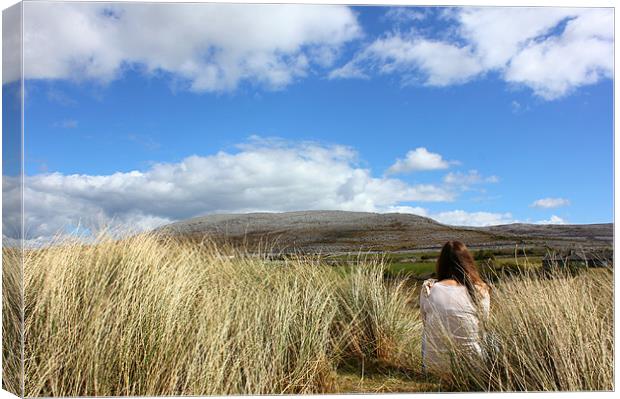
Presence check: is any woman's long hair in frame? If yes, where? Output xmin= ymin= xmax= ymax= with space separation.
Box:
xmin=436 ymin=241 xmax=488 ymax=305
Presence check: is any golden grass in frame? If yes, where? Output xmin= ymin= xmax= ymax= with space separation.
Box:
xmin=2 ymin=246 xmax=22 ymax=396
xmin=449 ymin=268 xmax=614 ymax=391
xmin=1 ymin=233 xmax=614 ymax=395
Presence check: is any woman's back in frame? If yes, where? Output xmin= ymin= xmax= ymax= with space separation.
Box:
xmin=420 ymin=279 xmax=490 ymax=375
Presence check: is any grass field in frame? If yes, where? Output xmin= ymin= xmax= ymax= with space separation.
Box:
xmin=2 ymin=233 xmax=614 ymax=396
xmin=387 ymin=261 xmax=436 ymax=276
xmin=329 ymin=249 xmax=547 ymax=280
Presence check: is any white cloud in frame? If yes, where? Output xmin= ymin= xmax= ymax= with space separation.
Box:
xmin=380 ymin=206 xmax=515 ymax=227
xmin=6 ymin=139 xmax=564 ymax=235
xmin=430 ymin=210 xmax=568 ymax=226
xmin=330 ymin=35 xmax=484 ymax=86
xmin=381 ymin=205 xmax=429 ymax=216
xmin=535 ymin=215 xmax=568 ymax=225
xmin=332 ymin=7 xmax=612 ymax=99
xmin=456 ymin=8 xmax=576 ymax=70
xmin=387 ymin=147 xmax=452 ymax=174
xmin=383 ymin=7 xmax=429 ymax=24
xmin=377 ymin=205 xmax=518 ymax=227
xmin=504 ymin=9 xmax=613 ymax=99
xmin=6 ymin=138 xmax=457 ymax=240
xmin=12 ymin=4 xmax=611 ymax=99
xmin=377 ymin=207 xmax=570 ymax=227
xmin=15 ymin=2 xmax=362 ymax=91
xmin=443 ymin=170 xmax=499 ymax=186
xmin=531 ymin=197 xmax=570 ymax=208
xmin=328 ymin=61 xmax=368 ymax=80
xmin=431 ymin=209 xmax=515 ymax=227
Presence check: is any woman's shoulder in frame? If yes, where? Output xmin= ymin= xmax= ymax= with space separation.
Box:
xmin=421 ymin=278 xmax=438 ymax=297
xmin=475 ymin=282 xmax=491 ymax=297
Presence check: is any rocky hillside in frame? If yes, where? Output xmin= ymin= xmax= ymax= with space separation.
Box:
xmin=158 ymin=210 xmax=613 ymax=253
xmin=480 ymin=223 xmax=613 ymax=243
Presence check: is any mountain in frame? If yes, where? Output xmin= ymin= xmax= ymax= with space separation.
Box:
xmin=158 ymin=210 xmax=613 ymax=253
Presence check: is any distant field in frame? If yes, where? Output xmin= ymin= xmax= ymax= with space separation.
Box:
xmin=328 ymin=249 xmax=549 ymax=280
xmin=388 ymin=261 xmax=436 ymax=276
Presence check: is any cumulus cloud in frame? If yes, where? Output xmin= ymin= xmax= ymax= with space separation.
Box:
xmin=535 ymin=215 xmax=568 ymax=225
xmin=332 ymin=7 xmax=613 ymax=99
xmin=12 ymin=4 xmax=611 ymax=99
xmin=503 ymin=9 xmax=613 ymax=99
xmin=431 ymin=210 xmax=515 ymax=227
xmin=330 ymin=35 xmax=484 ymax=86
xmin=456 ymin=7 xmax=576 ymax=70
xmin=380 ymin=206 xmax=516 ymax=227
xmin=379 ymin=207 xmax=570 ymax=227
xmin=6 ymin=138 xmax=458 ymax=240
xmin=387 ymin=147 xmax=452 ymax=174
xmin=531 ymin=197 xmax=570 ymax=208
xmin=12 ymin=2 xmax=361 ymax=91
xmin=381 ymin=205 xmax=429 ymax=216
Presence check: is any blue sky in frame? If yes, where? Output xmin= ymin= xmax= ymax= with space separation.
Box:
xmin=3 ymin=2 xmax=614 ymax=239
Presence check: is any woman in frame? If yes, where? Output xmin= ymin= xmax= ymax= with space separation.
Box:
xmin=419 ymin=241 xmax=490 ymax=377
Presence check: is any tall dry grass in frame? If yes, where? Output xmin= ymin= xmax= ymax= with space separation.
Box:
xmin=15 ymin=233 xmax=419 ymax=396
xmin=2 ymin=246 xmax=23 ymax=396
xmin=1 ymin=233 xmax=613 ymax=395
xmin=448 ymin=267 xmax=614 ymax=392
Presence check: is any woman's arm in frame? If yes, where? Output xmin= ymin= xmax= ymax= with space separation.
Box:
xmin=419 ymin=279 xmax=435 ymax=322
xmin=420 ymin=288 xmax=426 ymax=323
xmin=479 ymin=289 xmax=490 ymax=320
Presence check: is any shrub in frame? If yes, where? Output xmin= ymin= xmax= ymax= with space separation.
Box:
xmin=474 ymin=249 xmax=496 ymax=262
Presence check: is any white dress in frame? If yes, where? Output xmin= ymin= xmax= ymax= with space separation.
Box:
xmin=419 ymin=279 xmax=490 ymax=375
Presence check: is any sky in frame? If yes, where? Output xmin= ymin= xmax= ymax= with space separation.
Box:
xmin=1 ymin=2 xmax=614 ymax=241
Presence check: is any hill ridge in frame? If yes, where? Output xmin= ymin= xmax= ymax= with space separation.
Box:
xmin=158 ymin=210 xmax=612 ymax=253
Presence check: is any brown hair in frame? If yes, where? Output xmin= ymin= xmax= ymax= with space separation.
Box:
xmin=436 ymin=241 xmax=488 ymax=304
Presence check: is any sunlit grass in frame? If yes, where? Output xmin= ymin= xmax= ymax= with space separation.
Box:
xmin=2 ymin=233 xmax=613 ymax=395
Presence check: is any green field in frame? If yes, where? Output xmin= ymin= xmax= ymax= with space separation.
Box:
xmin=387 ymin=261 xmax=436 ymax=276
xmin=327 ymin=249 xmax=548 ymax=280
